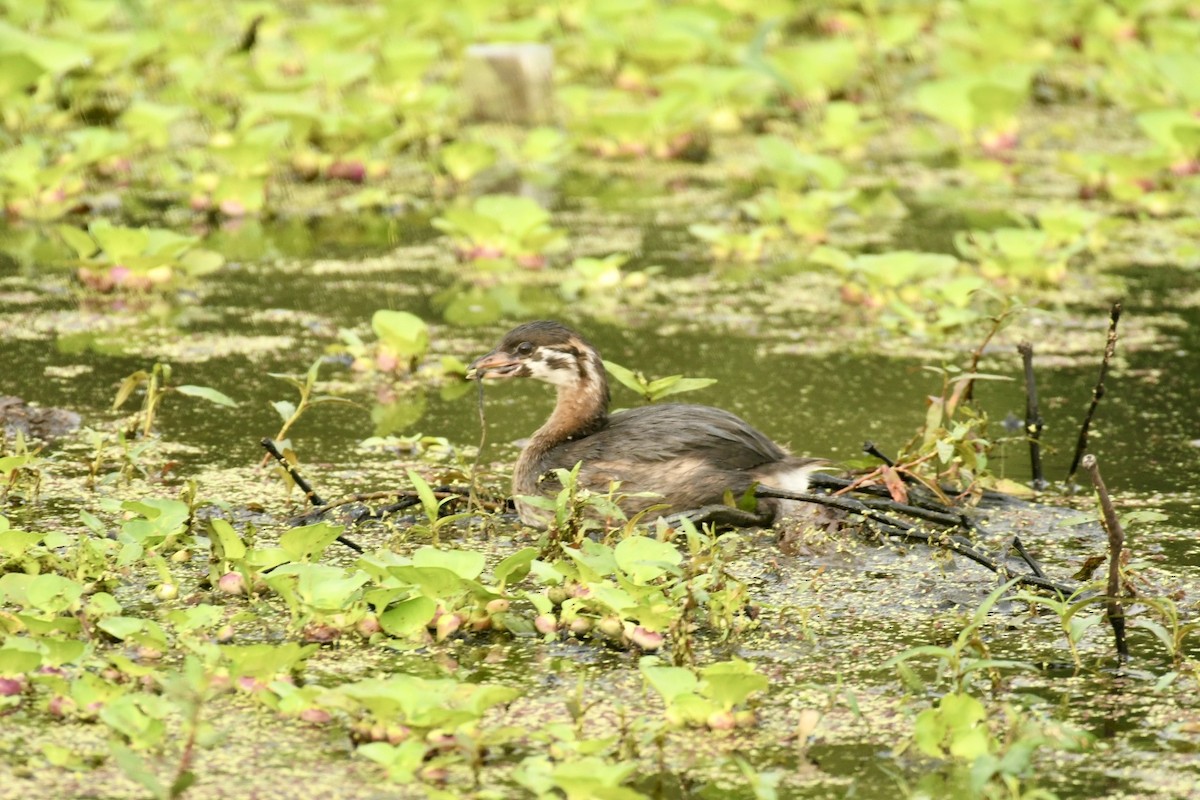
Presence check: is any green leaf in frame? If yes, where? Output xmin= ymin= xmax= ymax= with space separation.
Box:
xmin=270 ymin=564 xmax=369 ymax=611
xmin=914 ymin=707 xmax=947 ymax=758
xmin=0 ymin=647 xmax=40 ymax=674
xmin=494 ymin=547 xmax=538 ymax=586
xmin=699 ymin=659 xmax=768 ymax=708
xmin=220 ymin=642 xmax=316 ymax=680
xmin=388 ymin=566 xmax=464 ymax=599
xmin=640 ymin=662 xmax=699 ymax=704
xmin=175 ymin=385 xmax=238 ymax=407
xmin=178 ymin=249 xmax=225 ymax=276
xmin=949 ymin=725 xmax=992 ymax=760
xmin=407 ymin=469 xmax=440 ymax=522
xmin=372 ymin=311 xmax=429 ymax=359
xmin=413 ymin=547 xmax=485 ymax=580
xmin=279 ymin=521 xmax=345 ymax=563
xmin=0 ymin=21 xmax=92 ymax=75
xmin=88 ymin=220 xmax=149 ymax=263
xmin=378 ymin=596 xmax=436 ymax=638
xmin=1132 ymin=618 xmax=1176 ymax=654
xmin=0 ymin=525 xmax=38 ymax=556
xmin=602 ymin=360 xmax=648 ymax=396
xmin=57 ymin=225 xmax=99 ymax=258
xmin=112 ymin=371 xmax=149 ymax=410
xmin=651 ymin=376 xmax=716 ymax=400
xmin=940 ymin=692 xmax=987 ymax=728
xmin=358 ymin=740 xmax=426 ymax=782
xmin=271 ymin=400 xmax=297 ymax=422
xmin=26 ymin=574 xmax=84 ymax=613
xmin=110 ymin=744 xmax=168 ymax=800
xmin=614 ymin=536 xmax=682 ymax=582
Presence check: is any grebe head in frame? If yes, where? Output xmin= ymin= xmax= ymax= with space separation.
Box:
xmin=467 ymin=321 xmax=607 ymax=392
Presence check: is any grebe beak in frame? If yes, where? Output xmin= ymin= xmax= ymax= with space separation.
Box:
xmin=466 ymin=350 xmax=524 ymax=380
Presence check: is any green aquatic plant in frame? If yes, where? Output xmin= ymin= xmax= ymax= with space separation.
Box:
xmin=1014 ymin=588 xmax=1102 ymax=671
xmin=400 ymin=468 xmax=472 ymax=547
xmin=886 ymin=360 xmax=1019 ymax=499
xmin=336 ymin=321 xmax=429 ymax=379
xmin=755 ymin=136 xmax=849 ymax=191
xmin=602 ymin=361 xmax=717 ymax=403
xmin=0 ymin=139 xmax=87 ymax=221
xmin=369 ymin=311 xmax=430 ymax=373
xmin=0 ymin=432 xmax=46 ymax=503
xmin=431 ymin=194 xmax=567 ymax=267
xmin=888 ymin=581 xmax=1089 ymax=798
xmin=267 ymin=357 xmax=357 ymax=450
xmin=57 ymin=221 xmax=224 ymax=293
xmin=564 ymin=88 xmax=710 ymax=161
xmin=688 ymin=222 xmax=778 ymax=262
xmin=435 ymin=139 xmax=498 ymax=185
xmin=910 ymin=66 xmax=1035 ymax=154
xmin=765 ymin=38 xmax=862 ymax=106
xmin=107 ymin=659 xmax=218 ymax=800
xmin=813 ymin=247 xmax=1003 ymax=337
xmin=954 ymin=224 xmax=1087 ymax=287
xmin=520 ymin=510 xmax=753 ymax=653
xmin=655 ymin=64 xmax=775 ymax=134
xmin=513 ymin=753 xmax=644 ymax=799
xmin=558 ymin=254 xmax=653 ymax=300
xmin=112 ymin=363 xmax=237 ymax=438
xmin=885 ymin=581 xmax=1030 ymax=695
xmin=640 ymin=656 xmax=767 ymax=730
xmin=743 ymin=188 xmax=860 ymax=245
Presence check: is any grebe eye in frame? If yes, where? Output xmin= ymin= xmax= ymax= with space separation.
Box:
xmin=516 ymin=341 xmax=534 ymax=356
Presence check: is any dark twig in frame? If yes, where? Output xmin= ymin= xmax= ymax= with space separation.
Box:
xmin=260 ymin=437 xmax=363 ymax=553
xmin=469 ymin=379 xmax=487 ymax=520
xmin=862 ymin=441 xmax=894 ymax=467
xmin=808 ymin=472 xmax=1016 ymax=514
xmin=1010 ymin=535 xmax=1048 ymax=580
xmin=1016 ymin=341 xmax=1046 ymax=490
xmin=261 ymin=437 xmax=325 ymax=506
xmin=288 ymin=487 xmax=487 ymax=528
xmin=1067 ymin=303 xmax=1122 ymax=484
xmin=1081 ymin=454 xmax=1128 ymax=660
xmin=755 ymin=487 xmax=1074 ymax=596
xmin=235 ymin=14 xmax=265 ymax=53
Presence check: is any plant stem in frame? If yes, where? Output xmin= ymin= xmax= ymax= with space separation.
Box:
xmin=1066 ymin=302 xmax=1122 ymax=484
xmin=756 ymin=487 xmax=1074 ymax=596
xmin=1081 ymin=454 xmax=1128 ymax=660
xmin=259 ymin=437 xmax=363 ymax=553
xmin=962 ymin=305 xmax=1017 ymax=404
xmin=1016 ymin=341 xmax=1046 ymax=490
xmin=862 ymin=440 xmax=894 ymax=467
xmin=470 ymin=380 xmax=487 ymax=523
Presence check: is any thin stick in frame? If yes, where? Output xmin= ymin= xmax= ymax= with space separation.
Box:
xmin=808 ymin=471 xmax=1014 ymax=514
xmin=1016 ymin=341 xmax=1046 ymax=490
xmin=862 ymin=441 xmax=895 ymax=467
xmin=260 ymin=437 xmax=363 ymax=553
xmin=756 ymin=487 xmax=1074 ymax=596
xmin=1010 ymin=535 xmax=1048 ymax=579
xmin=1067 ymin=303 xmax=1122 ymax=484
xmin=288 ymin=488 xmax=483 ymax=527
xmin=469 ymin=380 xmax=487 ymax=519
xmin=1081 ymin=454 xmax=1128 ymax=660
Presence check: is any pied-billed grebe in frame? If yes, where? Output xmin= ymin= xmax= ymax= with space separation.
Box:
xmin=467 ymin=321 xmax=823 ymax=528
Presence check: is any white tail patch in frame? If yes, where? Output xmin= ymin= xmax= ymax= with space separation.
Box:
xmin=757 ymin=463 xmax=824 ymax=523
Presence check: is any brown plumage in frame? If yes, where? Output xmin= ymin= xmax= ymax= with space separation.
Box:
xmin=468 ymin=321 xmax=823 ymax=528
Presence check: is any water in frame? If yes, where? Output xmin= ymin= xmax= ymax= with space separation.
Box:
xmin=4 ymin=215 xmax=1196 ymax=524
xmin=2 ymin=208 xmax=1199 ymax=799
